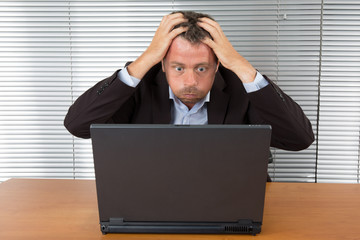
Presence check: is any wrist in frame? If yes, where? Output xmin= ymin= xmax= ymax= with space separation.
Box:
xmin=229 ymin=58 xmax=257 ymax=83
xmin=127 ymin=52 xmax=157 ymax=79
xmin=231 ymin=65 xmax=256 ymax=83
xmin=237 ymin=68 xmax=257 ymax=83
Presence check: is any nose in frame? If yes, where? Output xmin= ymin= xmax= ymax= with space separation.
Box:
xmin=184 ymin=71 xmax=198 ymax=86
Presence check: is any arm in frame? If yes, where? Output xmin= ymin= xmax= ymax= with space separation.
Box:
xmin=247 ymin=77 xmax=314 ymax=151
xmin=64 ymin=13 xmax=188 ymax=139
xmin=127 ymin=13 xmax=188 ymax=79
xmin=197 ymin=17 xmax=257 ymax=83
xmin=199 ymin=17 xmax=314 ymax=150
xmin=64 ymin=70 xmax=137 ymax=138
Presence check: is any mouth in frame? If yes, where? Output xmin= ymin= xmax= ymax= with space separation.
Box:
xmin=177 ymin=88 xmax=204 ymax=104
xmin=183 ymin=93 xmax=198 ymax=99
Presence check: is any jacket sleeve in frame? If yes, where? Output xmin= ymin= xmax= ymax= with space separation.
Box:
xmin=246 ymin=75 xmax=315 ymax=151
xmin=64 ymin=70 xmax=136 ymax=139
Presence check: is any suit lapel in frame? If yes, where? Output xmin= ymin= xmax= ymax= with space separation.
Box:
xmin=207 ymin=71 xmax=230 ymax=124
xmin=151 ymin=70 xmax=172 ymax=123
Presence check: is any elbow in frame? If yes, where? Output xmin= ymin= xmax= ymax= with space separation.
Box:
xmin=291 ymin=134 xmax=315 ymax=151
xmin=64 ymin=115 xmax=91 ymax=139
xmin=271 ymin=127 xmax=315 ymax=151
xmin=300 ymin=131 xmax=315 ymax=151
xmin=294 ymin=123 xmax=315 ymax=151
xmin=279 ymin=117 xmax=315 ymax=151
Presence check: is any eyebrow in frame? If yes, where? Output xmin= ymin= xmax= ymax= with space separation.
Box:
xmin=169 ymin=61 xmax=185 ymax=66
xmin=169 ymin=61 xmax=211 ymax=67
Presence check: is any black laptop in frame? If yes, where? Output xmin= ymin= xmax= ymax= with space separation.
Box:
xmin=90 ymin=124 xmax=271 ymax=235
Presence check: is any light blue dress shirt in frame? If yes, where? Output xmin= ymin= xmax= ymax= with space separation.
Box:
xmin=168 ymin=87 xmax=210 ymax=124
xmin=118 ymin=67 xmax=269 ymax=125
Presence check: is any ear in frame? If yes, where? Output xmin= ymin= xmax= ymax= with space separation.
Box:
xmin=161 ymin=59 xmax=165 ymax=72
xmin=215 ymin=60 xmax=220 ymax=72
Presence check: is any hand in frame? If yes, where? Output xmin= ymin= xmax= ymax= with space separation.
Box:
xmin=197 ymin=17 xmax=257 ymax=83
xmin=127 ymin=13 xmax=188 ymax=80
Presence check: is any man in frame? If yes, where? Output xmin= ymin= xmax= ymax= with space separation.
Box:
xmin=64 ymin=11 xmax=314 ymax=151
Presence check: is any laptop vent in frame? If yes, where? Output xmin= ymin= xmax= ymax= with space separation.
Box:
xmin=224 ymin=225 xmax=250 ymax=233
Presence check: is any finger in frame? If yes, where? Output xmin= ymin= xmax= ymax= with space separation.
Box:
xmin=161 ymin=13 xmax=186 ymax=28
xmin=161 ymin=12 xmax=183 ymax=23
xmin=197 ymin=18 xmax=223 ymax=40
xmin=197 ymin=21 xmax=217 ymax=38
xmin=198 ymin=17 xmax=220 ymax=29
xmin=161 ymin=19 xmax=187 ymax=35
xmin=159 ymin=13 xmax=188 ymax=40
xmin=169 ymin=26 xmax=188 ymax=39
xmin=168 ymin=12 xmax=184 ymax=19
xmin=201 ymin=36 xmax=215 ymax=49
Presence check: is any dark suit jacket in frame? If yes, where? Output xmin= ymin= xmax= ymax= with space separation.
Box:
xmin=64 ymin=63 xmax=314 ymax=151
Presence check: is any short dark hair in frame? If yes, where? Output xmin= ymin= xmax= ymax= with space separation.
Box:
xmin=171 ymin=11 xmax=214 ymax=44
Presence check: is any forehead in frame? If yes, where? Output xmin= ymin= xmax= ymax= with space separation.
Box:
xmin=165 ymin=37 xmax=216 ymax=65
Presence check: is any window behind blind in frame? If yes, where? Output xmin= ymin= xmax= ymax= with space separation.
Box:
xmin=0 ymin=0 xmax=359 ymax=183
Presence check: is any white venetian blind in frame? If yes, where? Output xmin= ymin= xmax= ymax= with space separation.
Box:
xmin=269 ymin=0 xmax=321 ymax=182
xmin=317 ymin=0 xmax=360 ymax=183
xmin=0 ymin=1 xmax=74 ymax=182
xmin=0 ymin=0 xmax=359 ymax=183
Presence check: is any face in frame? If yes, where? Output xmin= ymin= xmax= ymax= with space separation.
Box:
xmin=162 ymin=37 xmax=219 ymax=109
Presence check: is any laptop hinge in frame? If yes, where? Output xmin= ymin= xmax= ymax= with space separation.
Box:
xmin=101 ymin=218 xmax=261 ymax=235
xmin=100 ymin=218 xmax=124 ymax=234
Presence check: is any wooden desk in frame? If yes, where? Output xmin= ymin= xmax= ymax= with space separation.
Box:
xmin=0 ymin=179 xmax=359 ymax=240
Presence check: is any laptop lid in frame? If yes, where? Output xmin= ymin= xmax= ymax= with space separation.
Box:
xmin=90 ymin=124 xmax=271 ymax=235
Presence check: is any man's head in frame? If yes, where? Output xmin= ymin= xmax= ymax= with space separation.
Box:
xmin=162 ymin=11 xmax=219 ymax=109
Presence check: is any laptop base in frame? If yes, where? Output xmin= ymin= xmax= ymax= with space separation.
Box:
xmin=101 ymin=218 xmax=261 ymax=235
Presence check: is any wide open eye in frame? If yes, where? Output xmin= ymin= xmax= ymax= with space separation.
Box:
xmin=175 ymin=66 xmax=183 ymax=72
xmin=197 ymin=67 xmax=206 ymax=72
